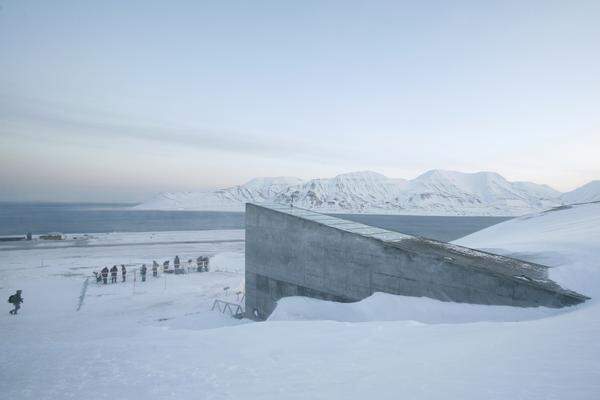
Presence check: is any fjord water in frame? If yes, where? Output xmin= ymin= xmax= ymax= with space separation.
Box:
xmin=0 ymin=202 xmax=510 ymax=241
xmin=0 ymin=202 xmax=244 ymax=236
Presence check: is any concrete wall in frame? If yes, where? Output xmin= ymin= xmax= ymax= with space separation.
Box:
xmin=245 ymin=203 xmax=587 ymax=320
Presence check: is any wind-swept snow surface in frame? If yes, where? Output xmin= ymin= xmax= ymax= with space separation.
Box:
xmin=137 ymin=169 xmax=571 ymax=216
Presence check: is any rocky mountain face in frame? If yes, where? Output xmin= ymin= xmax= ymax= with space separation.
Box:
xmin=134 ymin=170 xmax=595 ymax=216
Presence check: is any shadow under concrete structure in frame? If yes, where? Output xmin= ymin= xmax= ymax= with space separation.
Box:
xmin=245 ymin=203 xmax=588 ymax=320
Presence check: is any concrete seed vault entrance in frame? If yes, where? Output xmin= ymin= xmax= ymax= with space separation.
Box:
xmin=244 ymin=203 xmax=588 ymax=320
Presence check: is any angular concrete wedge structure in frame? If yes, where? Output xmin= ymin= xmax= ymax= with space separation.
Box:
xmin=245 ymin=203 xmax=588 ymax=320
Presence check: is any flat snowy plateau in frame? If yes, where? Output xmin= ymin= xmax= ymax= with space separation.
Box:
xmin=1 ymin=203 xmax=600 ymax=399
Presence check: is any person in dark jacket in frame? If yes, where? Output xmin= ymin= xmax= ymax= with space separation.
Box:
xmin=140 ymin=264 xmax=147 ymax=282
xmin=152 ymin=261 xmax=158 ymax=278
xmin=174 ymin=255 xmax=180 ymax=269
xmin=110 ymin=265 xmax=118 ymax=283
xmin=121 ymin=264 xmax=127 ymax=282
xmin=101 ymin=267 xmax=109 ymax=284
xmin=8 ymin=290 xmax=23 ymax=315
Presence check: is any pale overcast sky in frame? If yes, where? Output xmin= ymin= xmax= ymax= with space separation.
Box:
xmin=1 ymin=0 xmax=599 ymax=202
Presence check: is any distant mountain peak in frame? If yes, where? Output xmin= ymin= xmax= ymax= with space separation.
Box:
xmin=332 ymin=170 xmax=389 ymax=180
xmin=242 ymin=176 xmax=303 ymax=188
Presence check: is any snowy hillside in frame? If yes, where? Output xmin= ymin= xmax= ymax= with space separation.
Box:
xmin=393 ymin=170 xmax=561 ymax=216
xmin=137 ymin=170 xmax=569 ymax=216
xmin=137 ymin=176 xmax=303 ymax=211
xmin=561 ymin=180 xmax=600 ymax=204
xmin=455 ymin=201 xmax=600 ymax=297
xmin=274 ymin=171 xmax=407 ymax=213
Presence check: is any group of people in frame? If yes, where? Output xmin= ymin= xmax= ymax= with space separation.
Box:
xmin=163 ymin=255 xmax=210 ymax=274
xmin=93 ymin=255 xmax=210 ymax=284
xmin=94 ymin=263 xmax=158 ymax=284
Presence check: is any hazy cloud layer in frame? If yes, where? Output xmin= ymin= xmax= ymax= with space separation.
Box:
xmin=1 ymin=1 xmax=599 ymax=201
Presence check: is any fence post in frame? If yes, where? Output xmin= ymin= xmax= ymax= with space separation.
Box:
xmin=76 ymin=277 xmax=90 ymax=311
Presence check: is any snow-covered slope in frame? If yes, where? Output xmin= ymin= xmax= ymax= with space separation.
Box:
xmin=136 ymin=170 xmax=571 ymax=216
xmin=137 ymin=176 xmax=303 ymax=211
xmin=274 ymin=171 xmax=407 ymax=213
xmin=394 ymin=170 xmax=561 ymax=216
xmin=561 ymin=180 xmax=600 ymax=204
xmin=455 ymin=201 xmax=600 ymax=297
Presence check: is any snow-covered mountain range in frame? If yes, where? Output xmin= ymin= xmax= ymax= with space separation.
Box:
xmin=135 ymin=170 xmax=600 ymax=216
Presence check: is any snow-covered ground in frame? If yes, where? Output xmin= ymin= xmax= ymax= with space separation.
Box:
xmin=2 ymin=204 xmax=600 ymax=399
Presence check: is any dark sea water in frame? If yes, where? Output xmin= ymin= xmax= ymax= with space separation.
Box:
xmin=0 ymin=202 xmax=244 ymax=236
xmin=0 ymin=202 xmax=511 ymax=242
xmin=337 ymin=214 xmax=511 ymax=242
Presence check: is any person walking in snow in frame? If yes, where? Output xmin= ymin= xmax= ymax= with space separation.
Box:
xmin=152 ymin=261 xmax=158 ymax=278
xmin=101 ymin=266 xmax=109 ymax=284
xmin=196 ymin=256 xmax=208 ymax=272
xmin=8 ymin=290 xmax=23 ymax=315
xmin=174 ymin=255 xmax=180 ymax=269
xmin=110 ymin=265 xmax=118 ymax=283
xmin=196 ymin=256 xmax=209 ymax=272
xmin=140 ymin=264 xmax=147 ymax=282
xmin=121 ymin=264 xmax=127 ymax=282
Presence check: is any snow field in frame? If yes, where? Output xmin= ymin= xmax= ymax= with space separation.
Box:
xmin=2 ymin=202 xmax=600 ymax=399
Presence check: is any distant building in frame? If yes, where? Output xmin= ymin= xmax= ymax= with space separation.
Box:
xmin=39 ymin=232 xmax=64 ymax=240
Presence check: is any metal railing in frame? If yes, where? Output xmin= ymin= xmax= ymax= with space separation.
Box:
xmin=211 ymin=299 xmax=244 ymax=319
